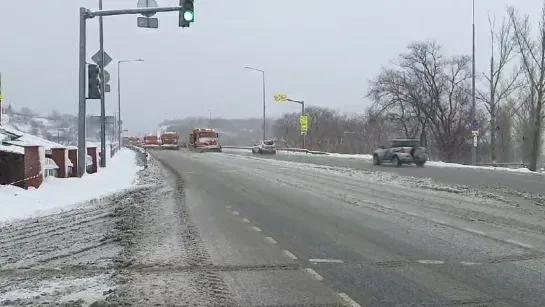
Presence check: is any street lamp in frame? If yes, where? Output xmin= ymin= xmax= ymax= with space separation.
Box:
xmin=244 ymin=66 xmax=266 ymax=140
xmin=207 ymin=109 xmax=212 ymax=128
xmin=117 ymin=59 xmax=144 ymax=147
xmin=471 ymin=0 xmax=477 ymax=165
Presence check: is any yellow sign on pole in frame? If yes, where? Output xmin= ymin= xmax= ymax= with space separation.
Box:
xmin=0 ymin=72 xmax=3 ymax=100
xmin=273 ymin=93 xmax=287 ymax=102
xmin=300 ymin=115 xmax=308 ymax=134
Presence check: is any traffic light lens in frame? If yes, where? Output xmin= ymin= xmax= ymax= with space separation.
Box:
xmin=184 ymin=11 xmax=194 ymax=21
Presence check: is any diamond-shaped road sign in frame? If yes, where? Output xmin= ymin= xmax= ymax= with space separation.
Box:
xmin=91 ymin=50 xmax=112 ymax=68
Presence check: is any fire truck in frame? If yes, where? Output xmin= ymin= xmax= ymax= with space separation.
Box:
xmin=188 ymin=128 xmax=222 ymax=152
xmin=160 ymin=131 xmax=180 ymax=150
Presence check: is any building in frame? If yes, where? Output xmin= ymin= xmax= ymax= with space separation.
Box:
xmin=0 ymin=125 xmax=97 ymax=189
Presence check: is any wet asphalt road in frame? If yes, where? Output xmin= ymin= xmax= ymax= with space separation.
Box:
xmin=152 ymin=149 xmax=545 ymax=307
xmin=224 ymin=149 xmax=545 ymax=196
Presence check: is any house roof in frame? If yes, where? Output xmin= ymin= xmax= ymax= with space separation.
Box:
xmin=0 ymin=143 xmax=24 ymax=154
xmin=0 ymin=125 xmax=66 ymax=150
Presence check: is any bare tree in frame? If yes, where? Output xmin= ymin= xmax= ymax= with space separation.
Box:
xmin=368 ymin=41 xmax=474 ymax=162
xmin=508 ymin=4 xmax=545 ymax=171
xmin=477 ymin=13 xmax=521 ymax=162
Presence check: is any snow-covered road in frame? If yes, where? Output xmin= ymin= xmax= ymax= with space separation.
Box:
xmin=0 ymin=149 xmax=159 ymax=306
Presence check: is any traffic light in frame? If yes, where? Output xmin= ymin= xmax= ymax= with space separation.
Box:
xmin=88 ymin=64 xmax=101 ymax=99
xmin=179 ymin=0 xmax=194 ymax=28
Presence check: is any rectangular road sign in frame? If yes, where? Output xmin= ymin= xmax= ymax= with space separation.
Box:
xmin=91 ymin=50 xmax=112 ymax=67
xmin=137 ymin=17 xmax=159 ymax=28
xmin=300 ymin=115 xmax=308 ymax=135
xmin=90 ymin=115 xmax=115 ymax=125
xmin=300 ymin=115 xmax=308 ymax=126
xmin=274 ymin=93 xmax=287 ymax=102
xmin=105 ymin=115 xmax=115 ymax=125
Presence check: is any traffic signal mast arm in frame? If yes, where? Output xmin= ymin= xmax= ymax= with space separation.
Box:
xmin=286 ymin=98 xmax=305 ymax=115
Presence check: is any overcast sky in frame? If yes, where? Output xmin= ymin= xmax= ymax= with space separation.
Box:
xmin=0 ymin=0 xmax=542 ymax=135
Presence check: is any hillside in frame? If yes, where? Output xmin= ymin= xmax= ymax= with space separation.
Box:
xmin=0 ymin=111 xmax=109 ymax=145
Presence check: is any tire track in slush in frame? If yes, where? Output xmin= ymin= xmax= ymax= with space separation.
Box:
xmin=170 ymin=164 xmax=235 ymax=305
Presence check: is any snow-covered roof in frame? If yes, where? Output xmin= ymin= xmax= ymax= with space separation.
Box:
xmin=86 ymin=154 xmax=93 ymax=165
xmin=0 ymin=125 xmax=65 ymax=150
xmin=44 ymin=158 xmax=59 ymax=170
xmin=0 ymin=143 xmax=24 ymax=154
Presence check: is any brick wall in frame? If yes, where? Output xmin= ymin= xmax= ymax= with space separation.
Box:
xmin=68 ymin=149 xmax=77 ymax=177
xmin=0 ymin=151 xmax=24 ymax=187
xmin=51 ymin=148 xmax=67 ymax=178
xmin=24 ymin=146 xmax=43 ymax=188
xmin=87 ymin=147 xmax=97 ymax=174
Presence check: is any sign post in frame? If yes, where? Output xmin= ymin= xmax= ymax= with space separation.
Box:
xmin=471 ymin=120 xmax=479 ymax=164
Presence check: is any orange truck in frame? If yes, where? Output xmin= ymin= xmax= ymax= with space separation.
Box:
xmin=143 ymin=135 xmax=160 ymax=146
xmin=160 ymin=131 xmax=180 ymax=150
xmin=188 ymin=128 xmax=222 ymax=152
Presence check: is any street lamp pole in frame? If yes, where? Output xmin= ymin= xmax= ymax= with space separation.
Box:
xmin=207 ymin=109 xmax=212 ymax=128
xmin=471 ymin=0 xmax=477 ymax=164
xmin=117 ymin=59 xmax=143 ymax=148
xmin=244 ymin=66 xmax=266 ymax=140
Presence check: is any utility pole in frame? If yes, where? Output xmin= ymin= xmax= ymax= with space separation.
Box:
xmin=117 ymin=59 xmax=143 ymax=148
xmin=471 ymin=0 xmax=477 ymax=165
xmin=78 ymin=5 xmax=184 ymax=177
xmin=99 ymin=0 xmax=107 ymax=167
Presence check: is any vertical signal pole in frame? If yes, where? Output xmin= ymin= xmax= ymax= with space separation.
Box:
xmin=78 ymin=8 xmax=88 ymax=177
xmin=99 ymin=0 xmax=107 ymax=167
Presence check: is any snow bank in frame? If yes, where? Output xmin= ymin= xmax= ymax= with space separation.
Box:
xmin=0 ymin=148 xmax=142 ymax=222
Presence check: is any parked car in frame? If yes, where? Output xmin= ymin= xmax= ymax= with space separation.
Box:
xmin=252 ymin=140 xmax=277 ymax=154
xmin=373 ymin=139 xmax=428 ymax=167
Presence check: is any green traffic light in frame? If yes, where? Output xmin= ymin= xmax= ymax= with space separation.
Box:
xmin=184 ymin=11 xmax=194 ymax=21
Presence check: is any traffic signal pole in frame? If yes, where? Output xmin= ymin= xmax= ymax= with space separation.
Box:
xmin=286 ymin=98 xmax=305 ymax=149
xmin=78 ymin=5 xmax=183 ymax=177
xmin=78 ymin=8 xmax=87 ymax=177
xmin=99 ymin=0 xmax=107 ymax=168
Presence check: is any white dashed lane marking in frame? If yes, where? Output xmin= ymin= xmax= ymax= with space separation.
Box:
xmin=338 ymin=293 xmax=362 ymax=307
xmin=241 ymin=218 xmax=250 ymax=223
xmin=463 ymin=228 xmax=487 ymax=236
xmin=231 ymin=211 xmax=240 ymax=215
xmin=282 ymin=250 xmax=298 ymax=260
xmin=461 ymin=261 xmax=481 ymax=266
xmin=431 ymin=219 xmax=448 ymax=225
xmin=251 ymin=226 xmax=262 ymax=232
xmin=505 ymin=239 xmax=534 ymax=249
xmin=417 ymin=260 xmax=445 ymax=264
xmin=264 ymin=237 xmax=277 ymax=244
xmin=225 ymin=205 xmax=231 ymax=209
xmin=309 ymin=258 xmax=344 ymax=264
xmin=304 ymin=268 xmax=324 ymax=281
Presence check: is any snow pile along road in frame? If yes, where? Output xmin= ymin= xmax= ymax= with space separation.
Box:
xmin=0 ymin=148 xmax=142 ymax=222
xmin=0 ymin=148 xmax=158 ymax=307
